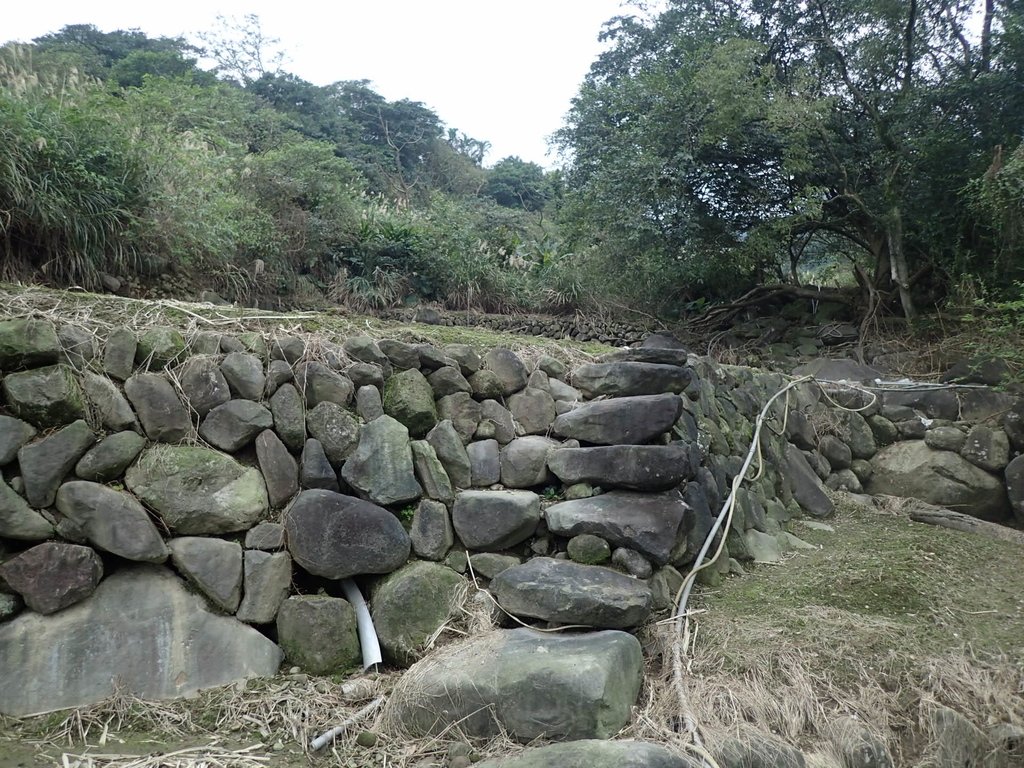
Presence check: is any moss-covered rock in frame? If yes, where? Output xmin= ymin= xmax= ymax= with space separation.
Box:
xmin=371 ymin=561 xmax=465 ymax=666
xmin=125 ymin=445 xmax=269 ymax=534
xmin=135 ymin=327 xmax=186 ymax=370
xmin=383 ymin=368 xmax=438 ymax=438
xmin=0 ymin=318 xmax=60 ymax=370
xmin=1 ymin=365 xmax=86 ymax=427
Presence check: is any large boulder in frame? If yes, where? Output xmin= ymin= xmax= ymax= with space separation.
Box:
xmin=305 ymin=402 xmax=360 ymax=466
xmin=295 ymin=362 xmax=354 ymax=408
xmin=0 ymin=318 xmax=60 ymax=369
xmin=75 ymin=430 xmax=146 ymax=482
xmin=869 ymin=441 xmax=1010 ymax=521
xmin=236 ymin=551 xmax=292 ymax=624
xmin=219 ymin=352 xmax=265 ymax=401
xmin=881 ymin=388 xmax=959 ymax=420
xmin=284 ymin=489 xmax=410 ymax=579
xmin=436 ymin=393 xmax=482 ymax=442
xmin=135 ymin=327 xmax=185 ymax=370
xmin=467 ymin=439 xmax=501 ymax=486
xmin=552 ymin=394 xmax=683 ymax=445
xmin=410 ymin=440 xmax=454 ymax=502
xmin=443 ymin=344 xmax=482 ymax=376
xmin=0 ymin=566 xmax=283 ymax=716
xmin=19 ymin=420 xmax=95 ymax=508
xmin=2 ymin=364 xmax=86 ymax=427
xmin=0 ymin=542 xmax=103 ymax=615
xmin=499 ymin=436 xmax=558 ymax=489
xmin=0 ymin=479 xmax=54 ymax=540
xmin=470 ymin=368 xmax=505 ymax=401
xmin=299 ymin=438 xmax=340 ymax=492
xmin=507 ymin=387 xmax=556 ymax=435
xmin=383 ymin=368 xmax=438 ymax=438
xmin=57 ymin=324 xmax=96 ymax=369
xmin=426 ymin=420 xmax=472 ymax=488
xmin=379 ymin=339 xmax=420 ymax=370
xmin=276 ymin=596 xmax=360 ymax=675
xmin=168 ymin=537 xmax=243 ymax=613
xmin=476 ymin=741 xmax=695 ymax=768
xmin=960 ymin=424 xmax=1010 ymax=472
xmin=198 ymin=400 xmax=273 ymax=452
xmin=125 ymin=445 xmax=269 ymax=534
xmin=269 ymin=383 xmax=306 ymax=453
xmin=483 ymin=348 xmax=529 ymax=396
xmin=714 ymin=731 xmax=807 ymax=768
xmin=480 ymin=399 xmax=517 ymax=444
xmin=452 ymin=490 xmax=540 ymax=551
xmin=387 ymin=628 xmax=643 ymax=742
xmin=125 ymin=373 xmax=190 ymax=443
xmin=341 ymin=415 xmax=422 ymax=506
xmin=783 ymin=444 xmax=835 ymax=518
xmin=80 ymin=372 xmax=139 ymax=432
xmin=545 ymin=491 xmax=688 ymax=565
xmin=0 ymin=415 xmax=36 ymax=466
xmin=490 ymin=558 xmax=652 ymax=629
xmin=547 ymin=444 xmax=694 ymax=491
xmin=371 ymin=560 xmax=466 ymax=666
xmin=410 ymin=499 xmax=454 ymax=561
xmin=178 ymin=356 xmax=232 ymax=417
xmin=1006 ymin=455 xmax=1024 ymax=525
xmin=344 ymin=336 xmax=389 ymax=367
xmin=255 ymin=430 xmax=298 ymax=508
xmin=572 ymin=362 xmax=691 ymax=398
xmin=428 ymin=366 xmax=472 ymax=397
xmin=102 ymin=327 xmax=136 ymax=381
xmin=55 ymin=481 xmax=168 ymax=563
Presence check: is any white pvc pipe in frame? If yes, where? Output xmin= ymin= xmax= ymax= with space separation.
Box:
xmin=341 ymin=578 xmax=382 ymax=671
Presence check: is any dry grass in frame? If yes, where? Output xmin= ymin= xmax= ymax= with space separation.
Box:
xmin=639 ymin=492 xmax=1024 ymax=766
xmin=0 ymin=282 xmax=608 ymax=376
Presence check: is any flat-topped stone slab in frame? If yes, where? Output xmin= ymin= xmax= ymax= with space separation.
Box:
xmin=571 ymin=362 xmax=691 ymax=398
xmin=552 ymin=393 xmax=683 ymax=445
xmin=387 ymin=628 xmax=643 ymax=742
xmin=0 ymin=566 xmax=282 ymax=717
xmin=547 ymin=443 xmax=695 ymax=491
xmin=452 ymin=490 xmax=540 ymax=551
xmin=490 ymin=557 xmax=652 ymax=629
xmin=476 ymin=740 xmax=697 ymax=768
xmin=545 ymin=490 xmax=688 ymax=565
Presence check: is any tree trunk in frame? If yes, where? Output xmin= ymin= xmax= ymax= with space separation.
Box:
xmin=886 ymin=208 xmax=916 ymax=320
xmin=981 ymin=0 xmax=995 ymax=73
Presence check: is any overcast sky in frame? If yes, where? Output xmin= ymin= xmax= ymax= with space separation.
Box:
xmin=3 ymin=1 xmax=635 ymax=167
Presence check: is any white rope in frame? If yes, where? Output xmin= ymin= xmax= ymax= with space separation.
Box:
xmin=667 ymin=373 xmax=880 ymax=766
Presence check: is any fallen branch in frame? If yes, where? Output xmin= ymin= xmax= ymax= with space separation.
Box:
xmin=905 ymin=500 xmax=1024 ymax=546
xmin=308 ymin=696 xmax=384 ymax=752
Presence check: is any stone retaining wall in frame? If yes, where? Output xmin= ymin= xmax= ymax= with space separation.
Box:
xmin=0 ymin=314 xmax=1019 ymax=731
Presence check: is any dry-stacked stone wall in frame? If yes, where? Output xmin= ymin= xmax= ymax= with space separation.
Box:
xmin=0 ymin=314 xmax=1019 ymax=739
xmin=383 ymin=307 xmax=652 ymax=346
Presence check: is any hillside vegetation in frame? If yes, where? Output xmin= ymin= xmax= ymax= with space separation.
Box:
xmin=3 ymin=2 xmax=1024 ymax=323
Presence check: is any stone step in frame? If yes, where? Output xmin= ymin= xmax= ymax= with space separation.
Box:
xmin=552 ymin=393 xmax=683 ymax=445
xmin=544 ymin=490 xmax=689 ymax=565
xmin=386 ymin=628 xmax=643 ymax=742
xmin=547 ymin=443 xmax=696 ymax=491
xmin=490 ymin=557 xmax=653 ymax=629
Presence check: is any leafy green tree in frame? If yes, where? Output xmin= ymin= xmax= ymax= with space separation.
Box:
xmin=558 ymin=0 xmax=1024 ymax=315
xmin=484 ymin=156 xmax=552 ymax=212
xmin=32 ymin=24 xmax=201 ymax=85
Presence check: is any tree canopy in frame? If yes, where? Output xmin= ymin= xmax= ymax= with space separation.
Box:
xmin=557 ymin=0 xmax=1024 ymax=316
